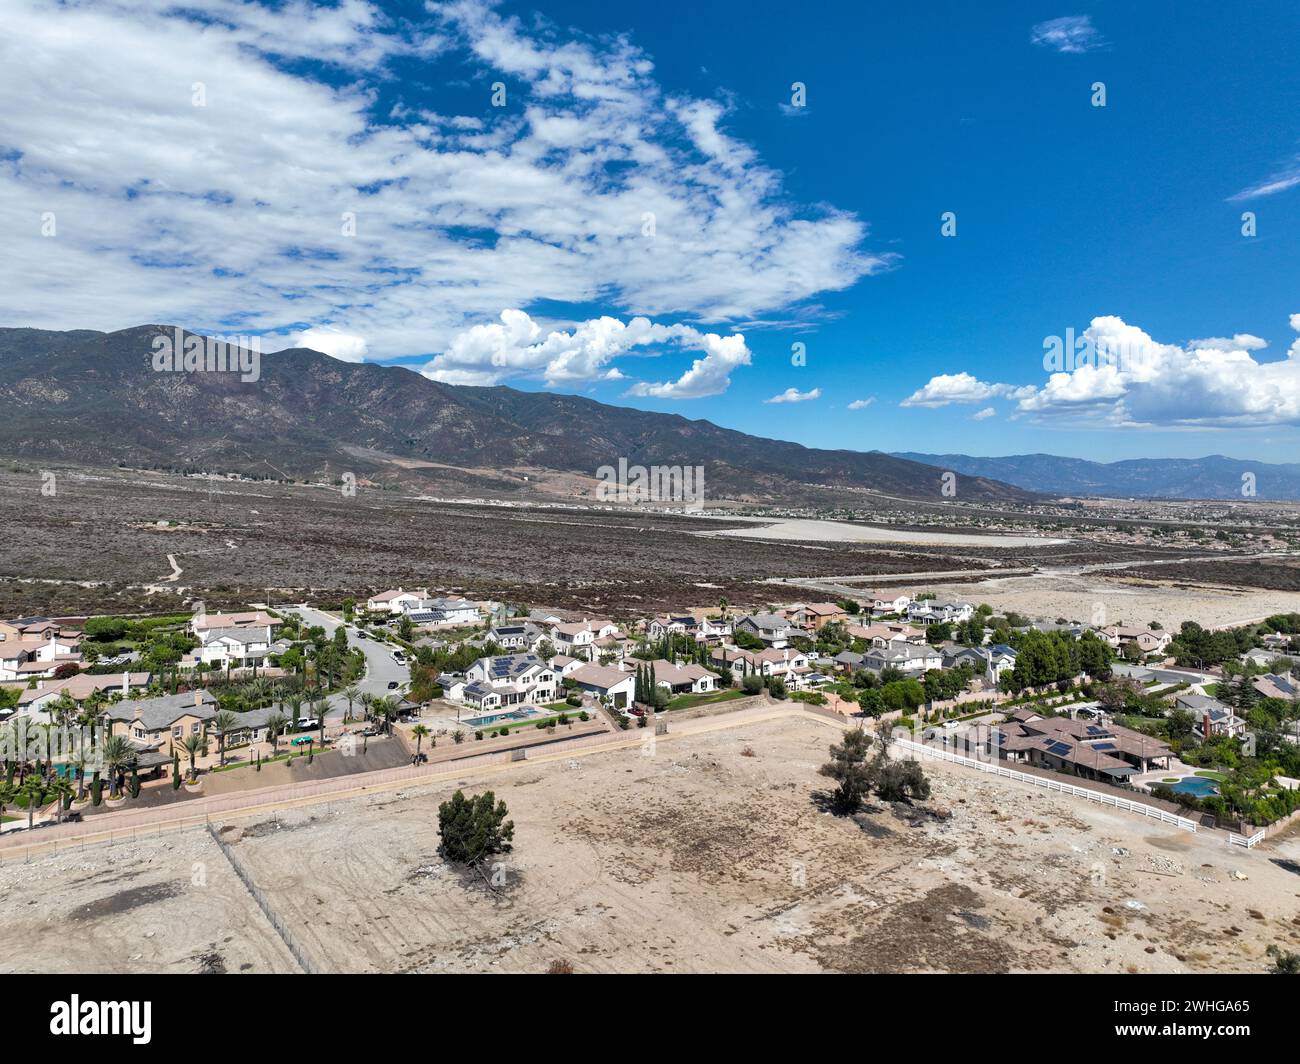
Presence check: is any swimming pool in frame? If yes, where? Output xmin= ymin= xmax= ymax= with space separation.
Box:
xmin=1165 ymin=776 xmax=1220 ymax=797
xmin=461 ymin=707 xmax=543 ymax=728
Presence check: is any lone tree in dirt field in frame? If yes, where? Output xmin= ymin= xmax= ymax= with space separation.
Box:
xmin=819 ymin=728 xmax=875 ymax=814
xmin=438 ymin=789 xmax=515 ymax=866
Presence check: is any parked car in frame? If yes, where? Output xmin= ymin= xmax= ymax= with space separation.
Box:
xmin=290 ymin=736 xmax=314 ymax=747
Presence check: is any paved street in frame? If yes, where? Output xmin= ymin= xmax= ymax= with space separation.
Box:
xmin=276 ymin=604 xmax=410 ymax=721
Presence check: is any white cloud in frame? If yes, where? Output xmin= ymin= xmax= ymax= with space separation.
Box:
xmin=423 ymin=309 xmax=751 ymax=395
xmin=905 ymin=315 xmax=1300 ymax=427
xmin=847 ymin=397 xmax=875 ymax=410
xmin=295 ymin=326 xmax=369 ymax=363
xmin=0 ymin=0 xmax=887 ymax=364
xmin=1228 ymin=154 xmax=1300 ymax=201
xmin=1188 ymin=333 xmax=1268 ymax=352
xmin=764 ymin=387 xmax=821 ymax=404
xmin=900 ymin=372 xmax=1029 ymax=408
xmin=972 ymin=406 xmax=996 ymax=420
xmin=624 ymin=330 xmax=752 ymax=399
xmin=1030 ymin=15 xmax=1104 ymax=54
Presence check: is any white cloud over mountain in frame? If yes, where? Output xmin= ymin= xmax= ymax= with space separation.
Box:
xmin=903 ymin=316 xmax=1300 ymax=427
xmin=0 ymin=0 xmax=883 ymax=395
xmin=422 ymin=309 xmax=750 ymax=397
xmin=764 ymin=387 xmax=821 ymax=404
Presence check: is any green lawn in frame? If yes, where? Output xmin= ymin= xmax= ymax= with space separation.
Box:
xmin=666 ymin=688 xmax=748 ymax=711
xmin=1194 ymin=769 xmax=1229 ymax=782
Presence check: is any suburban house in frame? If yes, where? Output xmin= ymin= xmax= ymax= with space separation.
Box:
xmin=549 ymin=654 xmax=585 ymax=678
xmin=406 ymin=597 xmax=480 ymax=626
xmin=0 ymin=617 xmax=84 ymax=681
xmin=549 ymin=619 xmax=619 ymax=660
xmin=569 ymin=664 xmax=636 ymax=709
xmin=1174 ymin=693 xmax=1248 ymax=738
xmin=833 ymin=650 xmax=866 ymax=673
xmin=488 ymin=622 xmax=545 ymax=651
xmin=14 ymin=671 xmax=152 ymax=716
xmin=906 ymin=600 xmax=974 ymax=625
xmin=647 ymin=614 xmax=697 ymax=640
xmin=105 ymin=690 xmax=218 ymax=745
xmin=866 ymin=592 xmax=911 ymax=616
xmin=191 ymin=610 xmax=281 ymax=636
xmin=366 ymin=589 xmax=429 ymax=615
xmin=943 ymin=644 xmax=1017 ymax=686
xmin=189 ymin=625 xmax=274 ymax=671
xmin=862 ymin=643 xmax=942 ymax=676
xmin=461 ymin=653 xmax=557 ymax=709
xmin=967 ymin=709 xmax=1173 ymax=784
xmin=629 ymin=658 xmax=719 ymax=695
xmin=786 ymin=602 xmax=847 ymax=632
xmin=849 ymin=622 xmax=926 ymax=646
xmin=734 ymin=613 xmax=798 ymax=647
xmin=1253 ymin=673 xmax=1299 ymax=700
xmin=1101 ymin=626 xmax=1173 ymax=655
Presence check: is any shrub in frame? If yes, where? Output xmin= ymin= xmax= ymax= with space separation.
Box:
xmin=578 ymin=711 xmax=589 ymax=721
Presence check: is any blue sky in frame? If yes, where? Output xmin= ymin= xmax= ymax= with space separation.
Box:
xmin=3 ymin=0 xmax=1299 ymax=461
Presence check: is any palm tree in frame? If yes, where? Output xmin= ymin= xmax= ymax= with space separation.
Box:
xmin=20 ymin=774 xmax=45 ymax=830
xmin=411 ymin=724 xmax=430 ymax=755
xmin=181 ymin=733 xmax=203 ymax=781
xmin=47 ymin=776 xmax=74 ymax=823
xmin=360 ymin=692 xmax=375 ymax=722
xmin=264 ymin=711 xmax=287 ymax=755
xmin=210 ymin=710 xmax=239 ymax=767
xmin=341 ymin=684 xmax=361 ymax=723
xmin=100 ymin=735 xmax=135 ymax=798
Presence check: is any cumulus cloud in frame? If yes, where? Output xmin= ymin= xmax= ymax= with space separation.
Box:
xmin=423 ymin=309 xmax=750 ymax=395
xmin=972 ymin=406 xmax=996 ymax=420
xmin=764 ymin=387 xmax=821 ymax=404
xmin=847 ymin=397 xmax=876 ymax=410
xmin=1030 ymin=15 xmax=1104 ymax=53
xmin=0 ymin=0 xmax=887 ymax=363
xmin=903 ymin=315 xmax=1300 ymax=427
xmin=624 ymin=330 xmax=752 ymax=399
xmin=295 ymin=326 xmax=369 ymax=363
xmin=901 ymin=372 xmax=1030 ymax=408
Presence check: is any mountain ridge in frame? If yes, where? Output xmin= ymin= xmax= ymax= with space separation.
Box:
xmin=894 ymin=452 xmax=1300 ymax=501
xmin=0 ymin=324 xmax=1035 ymax=505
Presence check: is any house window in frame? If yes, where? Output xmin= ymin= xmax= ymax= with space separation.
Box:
xmin=173 ymin=726 xmax=182 ymax=738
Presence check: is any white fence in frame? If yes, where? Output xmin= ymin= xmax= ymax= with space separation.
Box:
xmin=1227 ymin=828 xmax=1265 ymax=849
xmin=891 ymin=738 xmax=1200 ymax=833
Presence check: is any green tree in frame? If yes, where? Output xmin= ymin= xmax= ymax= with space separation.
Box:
xmin=437 ymin=789 xmax=515 ymax=866
xmin=819 ymin=728 xmax=875 ymax=814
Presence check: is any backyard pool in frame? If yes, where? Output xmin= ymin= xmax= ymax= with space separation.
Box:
xmin=1165 ymin=776 xmax=1220 ymax=797
xmin=461 ymin=707 xmax=544 ymax=728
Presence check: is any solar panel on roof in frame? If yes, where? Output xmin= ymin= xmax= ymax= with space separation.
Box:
xmin=1092 ymin=742 xmax=1116 ymax=750
xmin=1046 ymin=740 xmax=1072 ymax=756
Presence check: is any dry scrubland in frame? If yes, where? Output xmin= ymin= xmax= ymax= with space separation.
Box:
xmin=917 ymin=570 xmax=1300 ymax=631
xmin=3 ymin=714 xmax=1298 ymax=974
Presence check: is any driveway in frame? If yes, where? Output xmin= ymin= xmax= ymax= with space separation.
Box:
xmin=276 ymin=604 xmax=410 ymax=720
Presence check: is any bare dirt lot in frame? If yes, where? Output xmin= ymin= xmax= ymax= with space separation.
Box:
xmin=6 ymin=713 xmax=1298 ymax=973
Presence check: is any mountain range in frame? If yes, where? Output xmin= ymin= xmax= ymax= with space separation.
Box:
xmin=0 ymin=325 xmax=1033 ymax=505
xmin=894 ymin=452 xmax=1300 ymax=501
